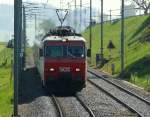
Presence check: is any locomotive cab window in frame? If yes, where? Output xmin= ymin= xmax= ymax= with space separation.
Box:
xmin=45 ymin=46 xmax=63 ymax=58
xmin=44 ymin=45 xmax=85 ymax=58
xmin=68 ymin=46 xmax=85 ymax=58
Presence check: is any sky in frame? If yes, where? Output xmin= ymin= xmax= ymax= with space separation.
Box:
xmin=0 ymin=0 xmax=123 ymax=43
xmin=0 ymin=0 xmax=122 ymax=12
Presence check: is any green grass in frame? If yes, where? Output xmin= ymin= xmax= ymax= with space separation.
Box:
xmin=83 ymin=15 xmax=150 ymax=91
xmin=0 ymin=42 xmax=6 ymax=52
xmin=26 ymin=47 xmax=33 ymax=56
xmin=0 ymin=43 xmax=13 ymax=117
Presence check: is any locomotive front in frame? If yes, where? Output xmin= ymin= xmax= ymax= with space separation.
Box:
xmin=43 ymin=37 xmax=87 ymax=91
xmin=39 ymin=30 xmax=86 ymax=90
xmin=34 ymin=27 xmax=87 ymax=92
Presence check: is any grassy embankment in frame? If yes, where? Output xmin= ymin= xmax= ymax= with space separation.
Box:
xmin=83 ymin=15 xmax=150 ymax=91
xmin=0 ymin=42 xmax=13 ymax=117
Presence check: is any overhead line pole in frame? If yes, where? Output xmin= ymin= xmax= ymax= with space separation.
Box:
xmin=74 ymin=0 xmax=77 ymax=31
xmin=110 ymin=9 xmax=112 ymax=23
xmin=34 ymin=14 xmax=37 ymax=39
xmin=14 ymin=0 xmax=22 ymax=116
xmin=80 ymin=0 xmax=82 ymax=32
xmin=67 ymin=2 xmax=70 ymax=26
xmin=100 ymin=0 xmax=104 ymax=60
xmin=14 ymin=1 xmax=18 ymax=115
xmin=23 ymin=5 xmax=26 ymax=68
xmin=89 ymin=0 xmax=92 ymax=55
xmin=121 ymin=0 xmax=125 ymax=74
xmin=19 ymin=1 xmax=23 ymax=72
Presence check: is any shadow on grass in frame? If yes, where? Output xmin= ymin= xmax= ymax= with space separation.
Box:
xmin=129 ymin=16 xmax=150 ymax=45
xmin=123 ymin=55 xmax=150 ymax=78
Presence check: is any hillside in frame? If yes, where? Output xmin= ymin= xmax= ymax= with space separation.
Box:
xmin=83 ymin=15 xmax=150 ymax=91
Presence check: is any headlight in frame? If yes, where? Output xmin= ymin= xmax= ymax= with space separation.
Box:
xmin=49 ymin=68 xmax=55 ymax=71
xmin=75 ymin=68 xmax=80 ymax=72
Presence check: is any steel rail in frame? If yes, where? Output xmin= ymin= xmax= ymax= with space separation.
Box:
xmin=88 ymin=69 xmax=150 ymax=106
xmin=75 ymin=94 xmax=96 ymax=117
xmin=51 ymin=94 xmax=64 ymax=117
xmin=88 ymin=79 xmax=142 ymax=117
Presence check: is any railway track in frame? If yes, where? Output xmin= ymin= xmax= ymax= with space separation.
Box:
xmin=88 ymin=69 xmax=150 ymax=117
xmin=50 ymin=93 xmax=95 ymax=117
xmin=75 ymin=94 xmax=95 ymax=117
xmin=51 ymin=94 xmax=64 ymax=117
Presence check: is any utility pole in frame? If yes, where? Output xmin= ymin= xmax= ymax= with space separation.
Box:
xmin=84 ymin=8 xmax=86 ymax=27
xmin=34 ymin=14 xmax=37 ymax=39
xmin=67 ymin=2 xmax=70 ymax=26
xmin=80 ymin=0 xmax=82 ymax=32
xmin=74 ymin=0 xmax=77 ymax=31
xmin=110 ymin=9 xmax=112 ymax=23
xmin=19 ymin=2 xmax=23 ymax=72
xmin=89 ymin=0 xmax=92 ymax=55
xmin=100 ymin=0 xmax=104 ymax=60
xmin=22 ymin=6 xmax=26 ymax=68
xmin=14 ymin=0 xmax=22 ymax=116
xmin=121 ymin=0 xmax=125 ymax=74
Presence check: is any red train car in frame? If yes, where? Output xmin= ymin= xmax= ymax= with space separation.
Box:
xmin=34 ymin=27 xmax=87 ymax=92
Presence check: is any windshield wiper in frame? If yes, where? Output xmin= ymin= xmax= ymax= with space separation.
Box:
xmin=67 ymin=52 xmax=76 ymax=58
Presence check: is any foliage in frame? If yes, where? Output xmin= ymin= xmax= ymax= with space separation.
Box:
xmin=128 ymin=0 xmax=150 ymax=14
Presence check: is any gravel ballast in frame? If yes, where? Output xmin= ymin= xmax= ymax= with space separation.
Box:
xmin=18 ymin=58 xmax=58 ymax=117
xmin=77 ymin=82 xmax=137 ymax=117
xmin=88 ymin=73 xmax=150 ymax=117
xmin=88 ymin=68 xmax=150 ymax=102
xmin=109 ymin=78 xmax=150 ymax=102
xmin=26 ymin=96 xmax=58 ymax=117
xmin=57 ymin=96 xmax=90 ymax=117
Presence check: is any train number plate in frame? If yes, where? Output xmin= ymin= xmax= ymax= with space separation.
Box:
xmin=59 ymin=67 xmax=70 ymax=72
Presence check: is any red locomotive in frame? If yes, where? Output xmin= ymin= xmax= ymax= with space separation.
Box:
xmin=34 ymin=26 xmax=87 ymax=92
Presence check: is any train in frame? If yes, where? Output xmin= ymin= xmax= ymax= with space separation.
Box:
xmin=33 ymin=26 xmax=87 ymax=92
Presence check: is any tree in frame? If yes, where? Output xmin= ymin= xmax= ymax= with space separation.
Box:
xmin=39 ymin=19 xmax=56 ymax=34
xmin=130 ymin=0 xmax=150 ymax=14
